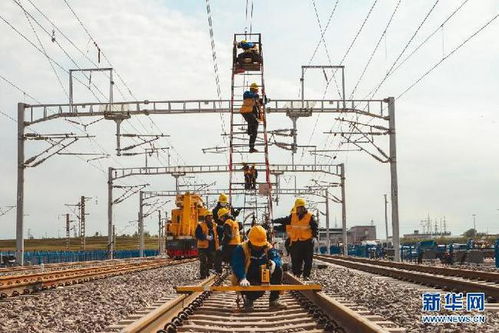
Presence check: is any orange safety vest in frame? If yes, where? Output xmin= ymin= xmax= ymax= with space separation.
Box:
xmin=197 ymin=222 xmax=220 ymax=250
xmin=224 ymin=218 xmax=241 ymax=245
xmin=287 ymin=212 xmax=313 ymax=242
xmin=240 ymin=98 xmax=257 ymax=114
xmin=231 ymin=241 xmax=271 ymax=285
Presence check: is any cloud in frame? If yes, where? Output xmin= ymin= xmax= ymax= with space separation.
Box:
xmin=0 ymin=0 xmax=498 ymax=242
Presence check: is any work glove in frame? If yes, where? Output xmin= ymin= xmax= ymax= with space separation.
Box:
xmin=206 ymin=235 xmax=213 ymax=241
xmin=269 ymin=260 xmax=276 ymax=274
xmin=239 ymin=278 xmax=250 ymax=287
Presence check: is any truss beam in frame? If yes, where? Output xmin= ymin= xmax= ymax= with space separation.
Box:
xmin=22 ymin=99 xmax=387 ymax=125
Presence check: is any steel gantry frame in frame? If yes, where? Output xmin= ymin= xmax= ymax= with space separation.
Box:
xmin=109 ymin=163 xmax=345 ymax=257
xmin=16 ymin=96 xmax=398 ymax=264
xmin=138 ymin=171 xmax=346 ymax=256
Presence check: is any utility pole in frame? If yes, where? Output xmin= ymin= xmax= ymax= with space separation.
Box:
xmin=158 ymin=210 xmax=163 ymax=254
xmin=324 ymin=189 xmax=330 ymax=252
xmin=472 ymin=214 xmax=476 ymax=234
xmin=80 ymin=196 xmax=86 ymax=250
xmin=388 ymin=97 xmax=400 ymax=261
xmin=66 ymin=213 xmax=71 ymax=250
xmin=384 ymin=194 xmax=389 ymax=240
xmin=139 ymin=191 xmax=144 ymax=257
xmin=108 ymin=167 xmax=114 ymax=259
xmin=16 ymin=103 xmax=25 ymax=265
xmin=340 ymin=163 xmax=347 ymax=256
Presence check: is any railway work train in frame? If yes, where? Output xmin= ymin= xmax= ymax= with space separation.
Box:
xmin=165 ymin=192 xmax=207 ymax=258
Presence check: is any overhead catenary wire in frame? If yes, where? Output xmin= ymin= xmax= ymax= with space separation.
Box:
xmin=300 ymin=0 xmax=342 ymax=164
xmin=204 ymin=0 xmax=229 ymax=158
xmin=61 ymin=0 xmax=188 ymax=172
xmin=364 ymin=0 xmax=440 ymax=100
xmin=384 ymin=0 xmax=470 ymax=85
xmin=0 ymin=14 xmax=105 ymax=102
xmin=309 ymin=0 xmax=379 ymax=165
xmin=349 ymin=0 xmax=403 ymax=99
xmin=397 ymin=12 xmax=499 ymax=99
xmin=21 ymin=2 xmax=68 ymax=99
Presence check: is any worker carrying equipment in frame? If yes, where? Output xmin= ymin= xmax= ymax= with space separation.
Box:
xmin=231 ymin=225 xmax=287 ymax=311
xmin=218 ymin=207 xmax=242 ymax=264
xmin=249 ymin=164 xmax=258 ymax=190
xmin=273 ymin=198 xmax=318 ymax=279
xmin=195 ymin=209 xmax=221 ymax=278
xmin=242 ymin=163 xmax=251 ymax=190
xmin=240 ymin=83 xmax=263 ymax=153
xmin=235 ymin=40 xmax=262 ymax=73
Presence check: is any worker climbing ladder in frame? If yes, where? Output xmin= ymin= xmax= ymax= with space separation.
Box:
xmin=228 ymin=33 xmax=273 ymax=227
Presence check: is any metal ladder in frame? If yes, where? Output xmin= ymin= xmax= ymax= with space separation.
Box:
xmin=228 ymin=33 xmax=273 ymax=226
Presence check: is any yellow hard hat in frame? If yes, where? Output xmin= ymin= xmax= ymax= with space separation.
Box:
xmin=294 ymin=198 xmax=306 ymax=208
xmin=217 ymin=207 xmax=230 ymax=218
xmin=219 ymin=193 xmax=228 ymax=204
xmin=250 ymin=83 xmax=259 ymax=90
xmin=248 ymin=225 xmax=267 ymax=247
xmin=199 ymin=209 xmax=213 ymax=217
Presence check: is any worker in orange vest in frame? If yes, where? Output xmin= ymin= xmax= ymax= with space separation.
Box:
xmin=273 ymin=198 xmax=318 ymax=280
xmin=240 ymin=83 xmax=262 ymax=153
xmin=249 ymin=164 xmax=258 ymax=190
xmin=218 ymin=207 xmax=242 ymax=264
xmin=242 ymin=163 xmax=251 ymax=190
xmin=195 ymin=209 xmax=220 ymax=278
xmin=231 ymin=225 xmax=286 ymax=311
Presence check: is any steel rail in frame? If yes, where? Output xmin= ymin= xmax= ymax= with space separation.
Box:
xmin=0 ymin=258 xmax=194 ymax=298
xmin=121 ymin=271 xmax=402 ymax=333
xmin=316 ymin=255 xmax=499 ymax=300
xmin=324 ymin=255 xmax=499 ymax=283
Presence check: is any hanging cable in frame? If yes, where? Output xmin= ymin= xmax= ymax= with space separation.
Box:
xmin=398 ymin=12 xmax=499 ymax=99
xmin=365 ymin=0 xmax=440 ymax=99
xmin=349 ymin=0 xmax=403 ymax=99
xmin=204 ymin=0 xmax=228 ymax=156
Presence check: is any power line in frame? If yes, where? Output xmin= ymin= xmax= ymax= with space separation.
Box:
xmin=204 ymin=0 xmax=228 ymax=153
xmin=0 ymin=73 xmax=41 ymax=103
xmin=385 ymin=0 xmax=470 ymax=85
xmin=365 ymin=0 xmax=440 ymax=99
xmin=21 ymin=2 xmax=68 ymax=98
xmin=60 ymin=0 xmax=177 ymax=169
xmin=349 ymin=0 xmax=403 ymax=98
xmin=310 ymin=0 xmax=379 ymax=167
xmin=0 ymin=13 xmax=104 ymax=102
xmin=23 ymin=0 xmax=129 ymax=101
xmin=12 ymin=0 xmax=108 ymax=101
xmin=397 ymin=12 xmax=499 ymax=99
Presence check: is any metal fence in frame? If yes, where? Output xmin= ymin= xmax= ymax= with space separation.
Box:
xmin=0 ymin=249 xmax=159 ymax=265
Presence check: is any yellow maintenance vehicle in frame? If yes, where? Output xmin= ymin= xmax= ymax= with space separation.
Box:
xmin=165 ymin=192 xmax=208 ymax=258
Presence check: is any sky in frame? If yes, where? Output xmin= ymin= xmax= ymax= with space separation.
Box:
xmin=0 ymin=0 xmax=498 ymax=242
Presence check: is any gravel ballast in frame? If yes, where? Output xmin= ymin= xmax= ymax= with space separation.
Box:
xmin=0 ymin=261 xmax=199 ymax=333
xmin=311 ymin=261 xmax=499 ymax=333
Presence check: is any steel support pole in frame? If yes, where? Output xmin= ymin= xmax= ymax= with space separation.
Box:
xmin=325 ymin=189 xmax=330 ymax=253
xmin=387 ymin=97 xmax=400 ymax=261
xmin=340 ymin=163 xmax=347 ymax=256
xmin=16 ymin=103 xmax=25 ymax=265
xmin=80 ymin=196 xmax=86 ymax=250
xmin=139 ymin=191 xmax=144 ymax=257
xmin=107 ymin=167 xmax=114 ymax=259
xmin=384 ymin=194 xmax=389 ymax=240
xmin=66 ymin=213 xmax=70 ymax=250
xmin=158 ymin=210 xmax=162 ymax=254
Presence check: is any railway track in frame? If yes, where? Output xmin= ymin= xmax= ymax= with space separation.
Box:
xmin=0 ymin=258 xmax=194 ymax=298
xmin=315 ymin=255 xmax=499 ymax=300
xmin=112 ymin=272 xmax=405 ymax=333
